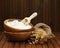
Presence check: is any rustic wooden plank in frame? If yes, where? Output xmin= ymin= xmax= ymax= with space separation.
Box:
xmin=3 ymin=40 xmax=15 ymax=48
xmin=36 ymin=44 xmax=42 ymax=48
xmin=54 ymin=38 xmax=60 ymax=47
xmin=0 ymin=33 xmax=15 ymax=48
xmin=42 ymin=43 xmax=48 ymax=48
xmin=31 ymin=44 xmax=37 ymax=48
xmin=14 ymin=42 xmax=20 ymax=48
xmin=0 ymin=36 xmax=6 ymax=48
xmin=55 ymin=38 xmax=60 ymax=45
xmin=0 ymin=32 xmax=60 ymax=48
xmin=25 ymin=42 xmax=32 ymax=48
xmin=3 ymin=41 xmax=9 ymax=48
xmin=47 ymin=40 xmax=54 ymax=48
xmin=20 ymin=42 xmax=25 ymax=48
xmin=50 ymin=39 xmax=60 ymax=48
xmin=0 ymin=34 xmax=3 ymax=41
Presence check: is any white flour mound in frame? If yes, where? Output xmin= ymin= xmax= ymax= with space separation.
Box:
xmin=6 ymin=20 xmax=32 ymax=30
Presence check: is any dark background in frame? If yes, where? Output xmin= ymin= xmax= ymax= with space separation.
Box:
xmin=0 ymin=0 xmax=60 ymax=32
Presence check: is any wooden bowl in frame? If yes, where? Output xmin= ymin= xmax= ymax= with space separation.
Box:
xmin=3 ymin=31 xmax=33 ymax=41
xmin=4 ymin=19 xmax=33 ymax=32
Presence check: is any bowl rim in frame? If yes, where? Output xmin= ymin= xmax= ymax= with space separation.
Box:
xmin=4 ymin=19 xmax=34 ymax=31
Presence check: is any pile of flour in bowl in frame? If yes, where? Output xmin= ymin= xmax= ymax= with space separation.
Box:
xmin=6 ymin=20 xmax=32 ymax=30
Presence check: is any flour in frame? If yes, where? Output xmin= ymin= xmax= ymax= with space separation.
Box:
xmin=6 ymin=20 xmax=32 ymax=30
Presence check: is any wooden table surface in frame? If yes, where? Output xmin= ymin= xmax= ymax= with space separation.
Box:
xmin=0 ymin=32 xmax=60 ymax=48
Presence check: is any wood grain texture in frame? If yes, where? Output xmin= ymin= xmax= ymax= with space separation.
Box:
xmin=0 ymin=32 xmax=60 ymax=48
xmin=0 ymin=0 xmax=60 ymax=32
